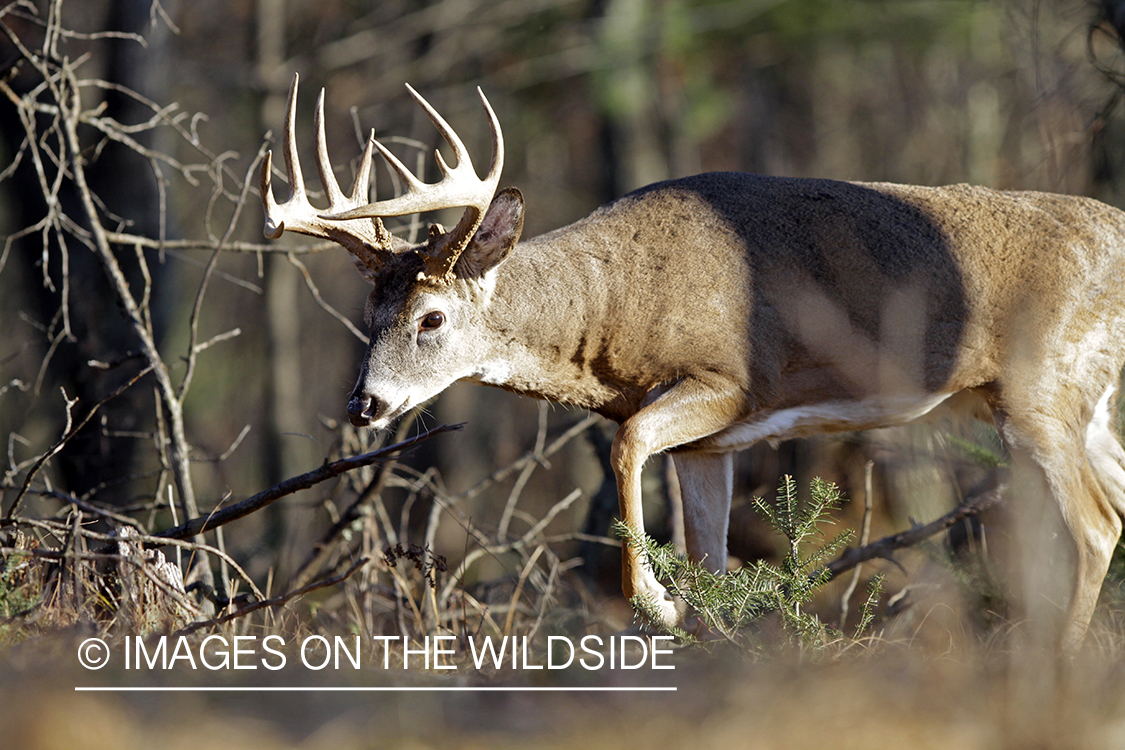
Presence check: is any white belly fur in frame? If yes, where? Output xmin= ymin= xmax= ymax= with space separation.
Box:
xmin=700 ymin=392 xmax=957 ymax=452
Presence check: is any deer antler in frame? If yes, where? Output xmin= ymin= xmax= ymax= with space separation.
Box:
xmin=323 ymin=83 xmax=505 ymax=283
xmin=260 ymin=73 xmax=391 ymax=274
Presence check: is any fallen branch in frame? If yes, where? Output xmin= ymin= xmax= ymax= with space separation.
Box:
xmin=173 ymin=557 xmax=370 ymax=636
xmin=155 ymin=423 xmax=463 ymax=541
xmin=824 ymin=476 xmax=1006 ymax=581
xmin=285 ymin=408 xmax=424 ymax=590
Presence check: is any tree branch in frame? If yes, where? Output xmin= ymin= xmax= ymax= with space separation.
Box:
xmin=4 ymin=364 xmax=153 ymax=518
xmin=824 ymin=476 xmax=1007 ymax=581
xmin=154 ymin=423 xmax=463 ymax=542
xmin=173 ymin=556 xmax=370 ymax=636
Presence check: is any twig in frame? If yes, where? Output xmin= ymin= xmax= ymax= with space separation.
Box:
xmin=497 ymin=400 xmax=549 ymax=540
xmin=154 ymin=423 xmax=463 ymax=541
xmin=179 ymin=146 xmax=266 ymax=400
xmin=502 ymin=545 xmax=545 ymax=637
xmin=172 ymin=557 xmax=370 ymax=636
xmin=5 ymin=364 xmax=153 ymax=518
xmin=103 ymin=232 xmax=358 ymax=255
xmin=37 ymin=488 xmax=143 ymax=528
xmin=525 ymin=553 xmax=564 ymax=643
xmin=288 ymin=252 xmax=368 ymax=343
xmin=451 ymin=413 xmax=600 ymax=507
xmin=824 ymin=476 xmax=1006 ymax=581
xmin=192 ymin=327 xmax=241 ymax=355
xmin=838 ymin=460 xmax=874 ymax=626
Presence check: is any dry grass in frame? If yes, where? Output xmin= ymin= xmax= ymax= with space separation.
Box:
xmin=3 ymin=628 xmax=1125 ymax=749
xmin=2 ymin=510 xmax=1125 ymax=749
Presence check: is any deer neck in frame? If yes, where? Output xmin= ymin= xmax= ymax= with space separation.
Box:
xmin=467 ymin=230 xmax=645 ymax=422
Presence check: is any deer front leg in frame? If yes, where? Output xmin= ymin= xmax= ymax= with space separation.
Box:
xmin=610 ymin=374 xmax=747 ymax=628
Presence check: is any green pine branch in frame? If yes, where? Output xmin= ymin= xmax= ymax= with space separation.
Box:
xmin=617 ymin=475 xmax=883 ymax=653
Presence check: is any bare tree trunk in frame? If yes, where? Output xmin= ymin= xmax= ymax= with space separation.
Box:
xmin=595 ymin=0 xmax=669 ymax=196
xmin=257 ymin=0 xmax=307 ymax=554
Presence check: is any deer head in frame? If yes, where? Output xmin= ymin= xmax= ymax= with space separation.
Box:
xmin=260 ymin=74 xmax=524 ymax=428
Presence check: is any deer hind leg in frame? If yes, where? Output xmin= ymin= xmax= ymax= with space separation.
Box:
xmin=671 ymin=451 xmax=734 ymax=574
xmin=611 ymin=374 xmax=746 ymax=628
xmin=997 ymin=386 xmax=1124 ymax=651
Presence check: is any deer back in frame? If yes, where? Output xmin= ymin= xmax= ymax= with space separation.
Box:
xmin=478 ymin=173 xmax=1125 ymax=425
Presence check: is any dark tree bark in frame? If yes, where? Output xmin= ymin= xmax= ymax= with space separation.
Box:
xmin=0 ymin=0 xmax=177 ymax=507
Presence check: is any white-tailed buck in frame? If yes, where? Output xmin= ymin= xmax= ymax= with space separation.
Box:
xmin=261 ymin=74 xmax=1125 ymax=650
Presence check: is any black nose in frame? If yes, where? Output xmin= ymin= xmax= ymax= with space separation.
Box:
xmin=347 ymin=393 xmax=382 ymax=427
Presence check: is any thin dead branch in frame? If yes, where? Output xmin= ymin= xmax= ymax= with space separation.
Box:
xmin=5 ymin=364 xmax=154 ymax=518
xmin=155 ymin=423 xmax=463 ymax=542
xmin=825 ymin=476 xmax=1007 ymax=581
xmin=173 ymin=556 xmax=370 ymax=636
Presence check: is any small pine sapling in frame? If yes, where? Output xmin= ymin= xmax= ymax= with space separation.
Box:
xmin=618 ymin=475 xmax=884 ymax=653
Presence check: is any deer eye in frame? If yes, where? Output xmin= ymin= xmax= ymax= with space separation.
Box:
xmin=419 ymin=311 xmax=445 ymax=331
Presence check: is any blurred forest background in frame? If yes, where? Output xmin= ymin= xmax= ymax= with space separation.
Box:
xmin=8 ymin=1 xmax=1125 ymax=748
xmin=3 ymin=0 xmax=1125 ymax=639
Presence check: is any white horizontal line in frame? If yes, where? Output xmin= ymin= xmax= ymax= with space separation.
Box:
xmin=75 ymin=686 xmax=676 ymax=692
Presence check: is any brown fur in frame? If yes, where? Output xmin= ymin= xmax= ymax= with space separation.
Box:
xmin=272 ymin=132 xmax=1125 ymax=648
xmin=379 ymin=174 xmax=1125 ymax=649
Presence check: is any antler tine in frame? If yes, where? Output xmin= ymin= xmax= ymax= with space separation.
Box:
xmin=260 ymin=75 xmax=308 ymax=240
xmin=281 ymin=73 xmax=306 ymax=202
xmin=404 ymin=82 xmax=472 ymax=178
xmin=260 ymin=150 xmax=282 ymax=239
xmin=349 ymin=131 xmax=377 ymax=204
xmin=314 ymin=88 xmax=347 ymax=206
xmin=368 ymin=138 xmax=430 ymax=210
xmin=323 ymin=84 xmax=504 ymax=231
xmin=477 ymin=86 xmax=504 ymax=187
xmin=260 ymin=73 xmax=392 ymax=271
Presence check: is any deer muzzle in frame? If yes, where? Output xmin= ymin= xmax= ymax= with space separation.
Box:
xmin=346 ymin=391 xmax=383 ymax=428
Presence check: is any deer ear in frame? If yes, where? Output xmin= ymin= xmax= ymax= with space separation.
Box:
xmin=456 ymin=187 xmax=524 ymax=278
xmin=353 ymin=256 xmax=379 ymax=285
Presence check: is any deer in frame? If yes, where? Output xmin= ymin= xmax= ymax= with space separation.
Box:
xmin=260 ymin=73 xmax=1125 ymax=651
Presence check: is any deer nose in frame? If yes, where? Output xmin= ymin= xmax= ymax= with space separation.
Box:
xmin=347 ymin=392 xmax=383 ymax=427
